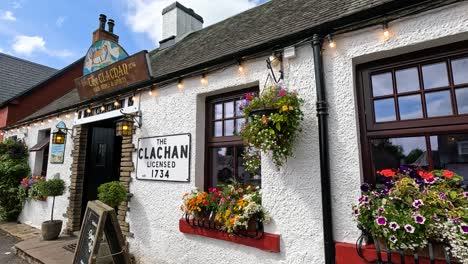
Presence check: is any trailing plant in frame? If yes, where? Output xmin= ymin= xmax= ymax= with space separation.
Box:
xmin=18 ymin=176 xmax=46 ymax=202
xmin=36 ymin=178 xmax=65 ymax=221
xmin=97 ymin=181 xmax=127 ymax=208
xmin=0 ymin=139 xmax=29 ymax=221
xmin=353 ymin=167 xmax=467 ymax=262
xmin=239 ymin=84 xmax=303 ymax=173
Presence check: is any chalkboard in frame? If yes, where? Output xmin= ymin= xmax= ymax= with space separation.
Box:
xmin=73 ymin=201 xmax=130 ymax=264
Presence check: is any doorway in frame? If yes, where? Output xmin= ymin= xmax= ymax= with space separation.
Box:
xmin=81 ymin=119 xmax=122 ymax=221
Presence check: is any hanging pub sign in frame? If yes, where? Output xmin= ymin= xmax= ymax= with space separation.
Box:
xmin=136 ymin=134 xmax=191 ymax=182
xmin=75 ymin=50 xmax=152 ymax=100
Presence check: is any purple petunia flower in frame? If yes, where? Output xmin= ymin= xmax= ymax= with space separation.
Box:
xmin=405 ymin=224 xmax=415 ymax=233
xmin=354 ymin=208 xmax=360 ymax=216
xmin=360 ymin=184 xmax=370 ymax=193
xmin=438 ymin=193 xmax=446 ymax=199
xmin=376 ymin=217 xmax=387 ymax=226
xmin=414 ymin=215 xmax=426 ymax=224
xmin=460 ymin=225 xmax=468 ymax=234
xmin=424 ymin=177 xmax=435 ymax=184
xmin=389 ymin=235 xmax=398 ymax=243
xmin=383 ymin=228 xmax=389 ymax=234
xmin=399 ymin=165 xmax=409 ymax=171
xmin=452 ymin=218 xmax=461 ymax=224
xmin=412 ymin=199 xmax=423 ymax=208
xmin=433 ymin=215 xmax=440 ymax=221
xmin=463 ymin=192 xmax=468 ymax=198
xmin=378 ymin=207 xmax=385 ymax=214
xmin=389 ymin=222 xmax=400 ymax=231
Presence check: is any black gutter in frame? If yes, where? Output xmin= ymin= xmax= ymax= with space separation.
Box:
xmin=312 ymin=34 xmax=334 ymax=264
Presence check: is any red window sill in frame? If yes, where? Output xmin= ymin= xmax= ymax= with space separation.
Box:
xmin=336 ymin=242 xmax=449 ymax=264
xmin=179 ymin=219 xmax=280 ymax=253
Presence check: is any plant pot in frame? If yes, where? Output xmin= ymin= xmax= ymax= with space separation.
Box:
xmin=249 ymin=108 xmax=278 ymax=118
xmin=41 ymin=220 xmax=62 ymax=240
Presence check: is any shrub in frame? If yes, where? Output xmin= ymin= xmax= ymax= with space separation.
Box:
xmin=98 ymin=181 xmax=127 ymax=208
xmin=36 ymin=179 xmax=66 ymax=221
xmin=0 ymin=139 xmax=29 ymax=221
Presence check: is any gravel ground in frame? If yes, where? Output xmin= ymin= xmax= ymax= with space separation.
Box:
xmin=0 ymin=229 xmax=27 ymax=264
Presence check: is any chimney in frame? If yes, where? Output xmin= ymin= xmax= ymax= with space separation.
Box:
xmin=92 ymin=14 xmax=119 ymax=44
xmin=159 ymin=2 xmax=203 ymax=49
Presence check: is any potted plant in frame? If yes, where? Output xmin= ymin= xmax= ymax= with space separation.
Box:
xmin=36 ymin=178 xmax=66 ymax=240
xmin=353 ymin=167 xmax=467 ymax=262
xmin=240 ymin=84 xmax=303 ymax=173
xmin=97 ymin=181 xmax=127 ymax=208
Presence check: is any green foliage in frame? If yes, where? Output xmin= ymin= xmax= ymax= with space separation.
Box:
xmin=36 ymin=179 xmax=65 ymax=197
xmin=0 ymin=139 xmax=29 ymax=221
xmin=98 ymin=181 xmax=127 ymax=208
xmin=239 ymin=85 xmax=304 ymax=172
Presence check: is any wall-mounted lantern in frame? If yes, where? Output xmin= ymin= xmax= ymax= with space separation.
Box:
xmin=115 ymin=110 xmax=141 ymax=137
xmin=51 ymin=121 xmax=73 ymax=145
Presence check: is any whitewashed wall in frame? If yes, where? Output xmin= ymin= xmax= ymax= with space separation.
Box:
xmin=8 ymin=116 xmax=74 ymax=229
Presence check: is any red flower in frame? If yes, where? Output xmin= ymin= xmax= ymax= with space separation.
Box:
xmin=418 ymin=170 xmax=434 ymax=180
xmin=245 ymin=93 xmax=252 ymax=102
xmin=377 ymin=169 xmax=396 ymax=178
xmin=442 ymin=170 xmax=454 ymax=179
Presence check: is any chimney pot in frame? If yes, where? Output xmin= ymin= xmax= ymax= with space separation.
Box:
xmin=99 ymin=14 xmax=107 ymax=30
xmin=108 ymin=19 xmax=115 ymax=33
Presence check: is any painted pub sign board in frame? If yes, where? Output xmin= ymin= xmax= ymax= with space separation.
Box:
xmin=73 ymin=201 xmax=130 ymax=264
xmin=136 ymin=134 xmax=191 ymax=182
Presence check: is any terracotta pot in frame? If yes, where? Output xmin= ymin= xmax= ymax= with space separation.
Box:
xmin=41 ymin=220 xmax=62 ymax=240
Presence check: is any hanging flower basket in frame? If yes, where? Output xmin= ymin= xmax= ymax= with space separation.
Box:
xmin=239 ymin=84 xmax=304 ymax=173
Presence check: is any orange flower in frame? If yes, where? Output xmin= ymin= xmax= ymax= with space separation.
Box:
xmin=377 ymin=169 xmax=396 ymax=178
xmin=442 ymin=170 xmax=454 ymax=179
xmin=262 ymin=115 xmax=268 ymax=124
xmin=418 ymin=170 xmax=434 ymax=180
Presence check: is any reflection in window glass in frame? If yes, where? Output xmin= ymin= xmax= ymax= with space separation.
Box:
xmin=235 ymin=100 xmax=245 ymax=116
xmin=451 ymin=57 xmax=468 ymax=85
xmin=425 ymin=90 xmax=453 ymax=117
xmin=236 ymin=118 xmax=246 ymax=134
xmin=430 ymin=134 xmax=468 ymax=185
xmin=455 ymin=87 xmax=468 ymax=114
xmin=211 ymin=147 xmax=234 ymax=187
xmin=371 ymin=72 xmax=393 ymax=96
xmin=398 ymin=95 xmax=423 ymax=120
xmin=214 ymin=121 xmax=223 ymax=137
xmin=224 ymin=102 xmax=234 ymax=118
xmin=371 ymin=136 xmax=428 ymax=173
xmin=422 ymin=62 xmax=449 ymax=89
xmin=237 ymin=146 xmax=261 ymax=188
xmin=225 ymin=120 xmax=234 ymax=136
xmin=374 ymin=98 xmax=396 ymax=122
xmin=214 ymin=104 xmax=223 ymax=120
xmin=396 ymin=68 xmax=420 ymax=93
xmin=96 ymin=144 xmax=107 ymax=166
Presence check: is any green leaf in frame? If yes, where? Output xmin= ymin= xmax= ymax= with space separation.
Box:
xmin=276 ymin=123 xmax=281 ymax=131
xmin=449 ymin=191 xmax=457 ymax=199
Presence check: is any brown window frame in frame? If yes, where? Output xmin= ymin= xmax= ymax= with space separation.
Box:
xmin=357 ymin=41 xmax=468 ymax=184
xmin=204 ymin=87 xmax=259 ymax=190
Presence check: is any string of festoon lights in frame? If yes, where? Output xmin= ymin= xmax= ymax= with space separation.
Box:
xmin=2 ymin=22 xmax=394 ymax=137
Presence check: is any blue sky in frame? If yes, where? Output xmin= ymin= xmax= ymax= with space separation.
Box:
xmin=0 ymin=0 xmax=267 ymax=69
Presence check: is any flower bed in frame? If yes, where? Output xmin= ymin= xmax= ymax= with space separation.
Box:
xmin=353 ymin=167 xmax=468 ymax=263
xmin=18 ymin=175 xmax=47 ymax=201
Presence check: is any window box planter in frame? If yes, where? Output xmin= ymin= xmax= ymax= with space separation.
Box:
xmin=179 ymin=219 xmax=280 ymax=253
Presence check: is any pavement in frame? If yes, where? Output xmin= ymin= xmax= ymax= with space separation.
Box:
xmin=0 ymin=229 xmax=28 ymax=264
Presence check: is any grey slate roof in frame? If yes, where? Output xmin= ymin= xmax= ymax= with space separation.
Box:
xmin=14 ymin=0 xmax=449 ymax=125
xmin=0 ymin=53 xmax=57 ymax=105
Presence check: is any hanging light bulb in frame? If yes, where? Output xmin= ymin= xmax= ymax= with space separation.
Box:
xmin=327 ymin=35 xmax=336 ymax=48
xmin=383 ymin=22 xmax=390 ymax=39
xmin=100 ymin=105 xmax=106 ymax=111
xmin=65 ymin=114 xmax=70 ymax=119
xmin=41 ymin=121 xmax=45 ymax=126
xmin=114 ymin=100 xmax=120 ymax=107
xmin=177 ymin=79 xmax=184 ymax=90
xmin=56 ymin=116 xmax=61 ymax=121
xmin=86 ymin=107 xmax=92 ymax=113
xmin=48 ymin=119 xmax=52 ymax=123
xmin=27 ymin=125 xmax=30 ymax=129
xmin=200 ymin=74 xmax=208 ymax=85
xmin=131 ymin=95 xmax=136 ymax=102
xmin=74 ymin=112 xmax=79 ymax=117
xmin=34 ymin=123 xmax=38 ymax=127
xmin=238 ymin=61 xmax=244 ymax=73
xmin=148 ymin=89 xmax=153 ymax=96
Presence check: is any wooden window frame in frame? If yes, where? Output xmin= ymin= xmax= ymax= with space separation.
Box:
xmin=204 ymin=87 xmax=259 ymax=190
xmin=356 ymin=41 xmax=468 ymax=184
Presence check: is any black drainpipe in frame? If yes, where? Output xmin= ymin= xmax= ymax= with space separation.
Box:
xmin=312 ymin=34 xmax=335 ymax=264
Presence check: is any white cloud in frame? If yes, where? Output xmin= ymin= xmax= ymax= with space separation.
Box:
xmin=12 ymin=35 xmax=45 ymax=55
xmin=10 ymin=0 xmax=24 ymax=9
xmin=11 ymin=35 xmax=74 ymax=58
xmin=124 ymin=0 xmax=260 ymax=45
xmin=0 ymin=10 xmax=16 ymax=21
xmin=56 ymin=16 xmax=65 ymax=27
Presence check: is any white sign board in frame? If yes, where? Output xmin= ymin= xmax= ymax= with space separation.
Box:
xmin=136 ymin=134 xmax=191 ymax=182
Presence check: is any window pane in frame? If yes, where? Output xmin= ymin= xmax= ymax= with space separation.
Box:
xmin=214 ymin=121 xmax=222 ymax=137
xmin=455 ymin=87 xmax=468 ymax=114
xmin=374 ymin=98 xmax=396 ymax=122
xmin=237 ymin=146 xmax=261 ymax=188
xmin=431 ymin=134 xmax=468 ymax=186
xmin=396 ymin=67 xmax=420 ymax=93
xmin=425 ymin=90 xmax=453 ymax=117
xmin=422 ymin=62 xmax=449 ymax=89
xmin=235 ymin=100 xmax=245 ymax=116
xmin=451 ymin=57 xmax=468 ymax=85
xmin=225 ymin=120 xmax=234 ymax=136
xmin=214 ymin=104 xmax=223 ymax=120
xmin=371 ymin=136 xmax=428 ymax=176
xmin=224 ymin=101 xmax=234 ymax=118
xmin=371 ymin=72 xmax=393 ymax=96
xmin=211 ymin=147 xmax=234 ymax=187
xmin=398 ymin=95 xmax=423 ymax=120
xmin=236 ymin=118 xmax=246 ymax=134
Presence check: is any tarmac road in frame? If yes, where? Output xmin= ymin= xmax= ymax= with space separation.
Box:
xmin=0 ymin=229 xmax=27 ymax=264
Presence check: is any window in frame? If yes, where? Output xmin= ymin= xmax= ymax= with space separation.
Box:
xmin=205 ymin=88 xmax=261 ymax=189
xmin=357 ymin=42 xmax=468 ymax=185
xmin=30 ymin=129 xmax=51 ymax=176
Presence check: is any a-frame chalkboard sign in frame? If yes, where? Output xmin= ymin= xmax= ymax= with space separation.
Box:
xmin=73 ymin=200 xmax=131 ymax=264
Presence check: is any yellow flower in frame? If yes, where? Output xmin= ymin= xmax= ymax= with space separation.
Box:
xmin=237 ymin=199 xmax=246 ymax=208
xmin=225 ymin=209 xmax=231 ymax=218
xmin=282 ymin=105 xmax=289 ymax=112
xmin=289 ymin=106 xmax=294 ymax=111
